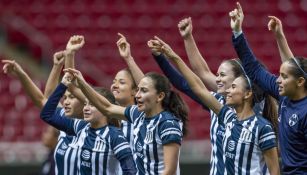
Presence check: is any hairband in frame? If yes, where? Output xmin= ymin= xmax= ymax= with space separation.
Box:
xmin=292 ymin=58 xmax=307 ymax=78
xmin=233 ymin=59 xmax=252 ymax=89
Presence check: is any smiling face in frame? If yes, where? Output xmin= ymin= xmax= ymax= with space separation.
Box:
xmin=216 ymin=62 xmax=237 ymax=95
xmin=63 ymin=91 xmax=83 ymax=117
xmin=83 ymin=99 xmax=102 ymax=123
xmin=135 ymin=77 xmax=163 ymax=115
xmin=225 ymin=76 xmax=251 ymax=107
xmin=110 ymin=70 xmax=136 ymax=106
xmin=276 ymin=62 xmax=301 ymax=97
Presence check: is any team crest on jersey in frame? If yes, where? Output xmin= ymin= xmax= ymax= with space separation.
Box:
xmin=81 ymin=150 xmax=91 ymax=161
xmin=289 ymin=114 xmax=298 ymax=127
xmin=228 ymin=140 xmax=236 ymax=151
xmin=239 ymin=128 xmax=252 ymax=142
xmin=144 ymin=130 xmax=153 ymax=144
xmin=61 ymin=142 xmax=68 ymax=150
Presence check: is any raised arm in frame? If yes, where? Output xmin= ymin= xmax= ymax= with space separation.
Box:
xmin=268 ymin=16 xmax=294 ymax=62
xmin=230 ymin=2 xmax=280 ymax=100
xmin=149 ymin=37 xmax=223 ymax=114
xmin=148 ymin=40 xmax=207 ymax=109
xmin=44 ymin=51 xmax=65 ymax=97
xmin=63 ymin=68 xmax=127 ymax=121
xmin=65 ymin=35 xmax=85 ymax=69
xmin=2 ymin=60 xmax=46 ymax=108
xmin=64 ymin=35 xmax=86 ymax=103
xmin=178 ymin=17 xmax=217 ymax=91
xmin=40 ymin=73 xmax=80 ymax=135
xmin=117 ymin=33 xmax=144 ymax=85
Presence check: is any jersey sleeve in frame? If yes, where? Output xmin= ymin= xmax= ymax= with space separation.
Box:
xmin=158 ymin=120 xmax=183 ymax=145
xmin=232 ymin=33 xmax=281 ymax=101
xmin=110 ymin=128 xmax=133 ymax=161
xmin=153 ymin=53 xmax=209 ymax=110
xmin=124 ymin=105 xmax=142 ymax=124
xmin=258 ymin=124 xmax=277 ymax=151
xmin=218 ymin=105 xmax=236 ymax=125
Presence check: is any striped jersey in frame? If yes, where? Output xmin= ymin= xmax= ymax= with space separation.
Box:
xmin=53 ymin=108 xmax=78 ymax=175
xmin=41 ymin=83 xmax=134 ymax=175
xmin=208 ymin=92 xmax=227 ymax=175
xmin=121 ymin=120 xmax=134 ymax=151
xmin=125 ymin=105 xmax=183 ymax=175
xmin=69 ymin=121 xmax=132 ymax=175
xmin=233 ymin=33 xmax=307 ymax=174
xmin=218 ymin=106 xmax=277 ymax=175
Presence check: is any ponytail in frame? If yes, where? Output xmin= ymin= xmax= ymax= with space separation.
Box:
xmin=145 ymin=72 xmax=189 ymax=137
xmin=162 ymin=91 xmax=189 ymax=136
xmin=262 ymin=94 xmax=278 ymax=135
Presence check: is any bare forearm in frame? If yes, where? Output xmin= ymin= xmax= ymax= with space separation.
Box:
xmin=16 ymin=70 xmax=46 ymax=108
xmin=275 ymin=33 xmax=294 ymax=62
xmin=170 ymin=54 xmax=209 ymax=96
xmin=67 ymin=86 xmax=86 ymax=104
xmin=78 ymin=80 xmax=112 ymax=113
xmin=65 ymin=51 xmax=75 ymax=69
xmin=184 ymin=35 xmax=217 ymax=91
xmin=125 ymin=56 xmax=144 ymax=85
xmin=44 ymin=65 xmax=62 ymax=97
xmin=170 ymin=54 xmax=222 ymax=114
xmin=78 ymin=80 xmax=126 ymax=120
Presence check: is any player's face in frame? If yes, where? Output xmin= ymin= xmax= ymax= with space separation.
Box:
xmin=225 ymin=77 xmax=248 ymax=106
xmin=63 ymin=91 xmax=83 ymax=117
xmin=111 ymin=70 xmax=136 ymax=106
xmin=276 ymin=62 xmax=299 ymax=97
xmin=83 ymin=99 xmax=102 ymax=123
xmin=216 ymin=62 xmax=236 ymax=95
xmin=135 ymin=77 xmax=160 ymax=115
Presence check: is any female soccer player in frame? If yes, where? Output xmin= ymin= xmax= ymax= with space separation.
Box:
xmin=148 ymin=35 xmax=280 ymax=175
xmin=64 ymin=67 xmax=188 ymax=175
xmin=148 ymin=18 xmax=278 ymax=175
xmin=2 ymin=35 xmax=86 ymax=175
xmin=114 ymin=33 xmax=143 ymax=150
xmin=40 ymin=73 xmax=136 ymax=175
xmin=230 ymin=2 xmax=307 ymax=174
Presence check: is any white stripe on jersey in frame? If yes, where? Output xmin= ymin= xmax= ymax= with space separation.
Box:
xmin=259 ymin=135 xmax=276 ymax=144
xmin=209 ymin=92 xmax=226 ymax=175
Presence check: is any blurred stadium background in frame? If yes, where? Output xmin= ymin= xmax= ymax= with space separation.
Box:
xmin=0 ymin=0 xmax=306 ymax=174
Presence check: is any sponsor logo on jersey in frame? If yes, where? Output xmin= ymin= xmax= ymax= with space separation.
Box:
xmin=81 ymin=150 xmax=91 ymax=161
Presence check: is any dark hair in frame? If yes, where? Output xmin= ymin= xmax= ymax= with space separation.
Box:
xmin=287 ymin=57 xmax=307 ymax=89
xmin=93 ymin=87 xmax=120 ymax=127
xmin=144 ymin=72 xmax=189 ymax=136
xmin=120 ymin=68 xmax=137 ymax=90
xmin=222 ymin=59 xmax=245 ymax=78
xmin=240 ymin=76 xmax=278 ymax=133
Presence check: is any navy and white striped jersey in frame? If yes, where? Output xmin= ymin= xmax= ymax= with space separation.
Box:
xmin=208 ymin=92 xmax=227 ymax=175
xmin=125 ymin=105 xmax=183 ymax=175
xmin=69 ymin=121 xmax=133 ymax=175
xmin=218 ymin=106 xmax=277 ymax=175
xmin=49 ymin=109 xmax=134 ymax=175
xmin=41 ymin=83 xmax=135 ymax=175
xmin=121 ymin=120 xmax=134 ymax=151
xmin=52 ymin=108 xmax=79 ymax=175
